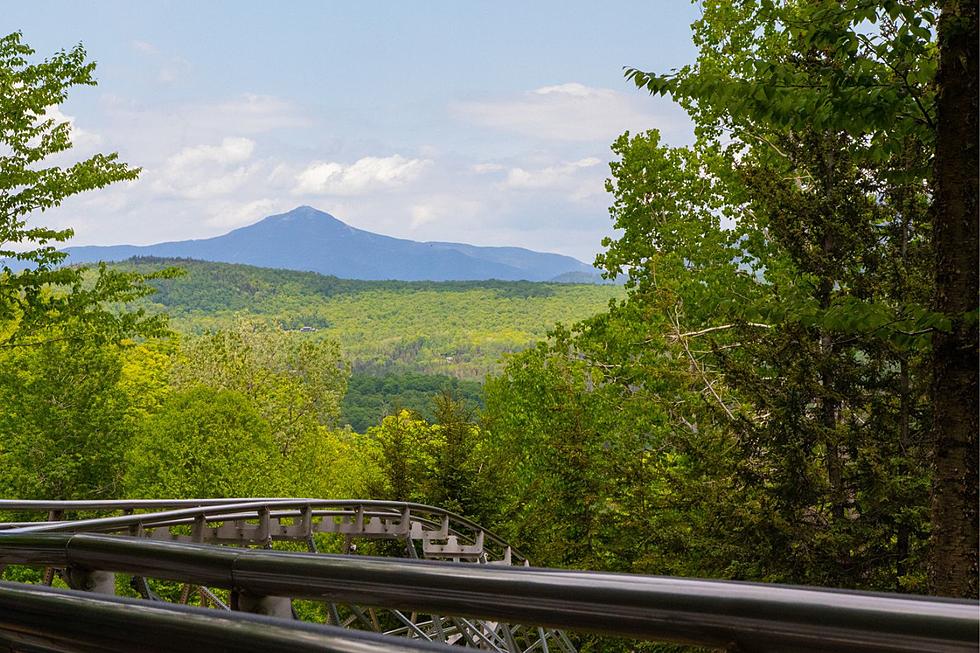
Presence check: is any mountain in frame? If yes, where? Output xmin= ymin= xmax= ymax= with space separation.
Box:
xmin=54 ymin=206 xmax=602 ymax=282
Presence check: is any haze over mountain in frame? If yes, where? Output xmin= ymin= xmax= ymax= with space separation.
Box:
xmin=58 ymin=206 xmax=601 ymax=282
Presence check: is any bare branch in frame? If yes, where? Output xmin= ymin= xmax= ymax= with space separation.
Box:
xmin=670 ymin=304 xmax=738 ymax=422
xmin=670 ymin=322 xmax=771 ymax=340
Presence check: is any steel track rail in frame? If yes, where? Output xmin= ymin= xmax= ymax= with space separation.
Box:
xmin=0 ymin=533 xmax=975 ymax=653
xmin=0 ymin=499 xmax=523 ymax=561
xmin=0 ymin=580 xmax=455 ymax=653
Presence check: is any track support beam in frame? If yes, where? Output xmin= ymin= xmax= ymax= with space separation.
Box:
xmin=232 ymin=589 xmax=293 ymax=619
xmin=66 ymin=566 xmax=115 ymax=595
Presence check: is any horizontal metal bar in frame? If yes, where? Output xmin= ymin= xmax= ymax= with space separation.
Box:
xmin=0 ymin=580 xmax=454 ymax=653
xmin=0 ymin=533 xmax=975 ymax=652
xmin=0 ymin=498 xmax=297 ymax=511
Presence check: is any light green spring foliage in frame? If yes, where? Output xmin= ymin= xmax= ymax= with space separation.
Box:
xmin=127 ymin=319 xmax=371 ymax=499
xmin=366 ymin=396 xmax=487 ymax=516
xmin=125 ymin=387 xmax=279 ymax=499
xmin=170 ymin=317 xmax=350 ymax=456
xmin=109 ymin=258 xmax=622 ymax=380
xmin=0 ymin=31 xmax=179 ymax=502
xmin=282 ymin=427 xmax=382 ymax=501
xmin=0 ymin=328 xmax=134 ymax=500
xmin=481 ymin=311 xmax=750 ymax=577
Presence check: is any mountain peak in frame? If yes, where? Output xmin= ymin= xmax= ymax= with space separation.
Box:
xmin=265 ymin=205 xmax=342 ymax=223
xmin=58 ymin=206 xmax=601 ymax=282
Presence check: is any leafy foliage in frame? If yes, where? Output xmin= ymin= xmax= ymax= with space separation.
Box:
xmin=0 ymin=328 xmax=135 ymax=499
xmin=126 ymin=387 xmax=280 ymax=499
xmin=477 ymin=0 xmax=950 ymax=594
xmin=342 ymin=371 xmax=483 ymax=433
xmin=110 ymin=257 xmax=620 ymax=379
xmin=170 ymin=317 xmax=349 ymax=455
xmin=0 ymin=32 xmax=175 ymax=349
xmin=367 ymin=393 xmax=487 ymax=517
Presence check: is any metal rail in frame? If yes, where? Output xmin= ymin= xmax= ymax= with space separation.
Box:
xmin=0 ymin=532 xmax=975 ymax=653
xmin=0 ymin=498 xmax=524 ymax=563
xmin=0 ymin=581 xmax=454 ymax=653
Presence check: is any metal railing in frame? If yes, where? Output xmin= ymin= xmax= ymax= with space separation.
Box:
xmin=0 ymin=580 xmax=455 ymax=653
xmin=0 ymin=531 xmax=976 ymax=652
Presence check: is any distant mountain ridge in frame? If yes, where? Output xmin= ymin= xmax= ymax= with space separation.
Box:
xmin=54 ymin=206 xmax=603 ymax=282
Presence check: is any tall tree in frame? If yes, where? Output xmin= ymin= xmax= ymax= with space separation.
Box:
xmin=0 ymin=330 xmax=135 ymax=499
xmin=609 ymin=0 xmax=953 ymax=590
xmin=928 ymin=0 xmax=978 ymax=598
xmin=125 ymin=387 xmax=280 ymax=499
xmin=0 ymin=32 xmax=177 ymax=503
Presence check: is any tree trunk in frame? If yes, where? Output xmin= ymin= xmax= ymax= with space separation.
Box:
xmin=928 ymin=0 xmax=979 ymax=599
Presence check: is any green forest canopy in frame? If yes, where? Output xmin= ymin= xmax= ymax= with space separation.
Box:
xmin=110 ymin=257 xmax=622 ymax=379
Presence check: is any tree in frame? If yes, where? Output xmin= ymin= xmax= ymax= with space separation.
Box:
xmin=611 ymin=0 xmax=977 ymax=595
xmin=125 ymin=387 xmax=279 ymax=499
xmin=927 ymin=0 xmax=977 ymax=598
xmin=427 ymin=390 xmax=483 ymax=516
xmin=0 ymin=31 xmax=171 ymax=349
xmin=368 ymin=410 xmax=440 ymax=504
xmin=364 ymin=402 xmax=487 ymax=516
xmin=0 ymin=327 xmax=136 ymax=500
xmin=170 ymin=318 xmax=350 ymax=455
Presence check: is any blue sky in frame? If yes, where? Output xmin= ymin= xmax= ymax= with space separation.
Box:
xmin=8 ymin=1 xmax=700 ymax=262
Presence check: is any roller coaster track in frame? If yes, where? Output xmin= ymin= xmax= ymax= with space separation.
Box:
xmin=0 ymin=498 xmax=976 ymax=653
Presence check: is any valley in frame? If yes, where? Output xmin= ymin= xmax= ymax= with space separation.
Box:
xmin=111 ymin=257 xmax=621 ymax=431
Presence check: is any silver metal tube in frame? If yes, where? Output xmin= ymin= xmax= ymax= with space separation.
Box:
xmin=0 ymin=580 xmax=453 ymax=652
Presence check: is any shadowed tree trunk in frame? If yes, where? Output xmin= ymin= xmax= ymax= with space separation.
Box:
xmin=928 ymin=0 xmax=978 ymax=599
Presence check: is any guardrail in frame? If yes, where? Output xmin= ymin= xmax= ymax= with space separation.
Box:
xmin=0 ymin=532 xmax=975 ymax=653
xmin=0 ymin=580 xmax=455 ymax=653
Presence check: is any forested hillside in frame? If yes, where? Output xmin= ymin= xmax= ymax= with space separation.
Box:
xmin=111 ymin=258 xmax=621 ymax=379
xmin=342 ymin=372 xmax=483 ymax=433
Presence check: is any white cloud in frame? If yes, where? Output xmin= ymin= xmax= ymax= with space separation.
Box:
xmin=471 ymin=162 xmax=506 ymax=174
xmin=410 ymin=204 xmax=438 ymax=228
xmin=505 ymin=157 xmax=601 ymax=188
xmin=503 ymin=157 xmax=604 ymax=201
xmin=167 ymin=137 xmax=254 ymax=167
xmin=452 ymin=82 xmax=682 ymax=143
xmin=151 ymin=137 xmax=260 ymax=199
xmin=204 ymin=198 xmax=289 ymax=229
xmin=294 ymin=155 xmax=431 ymax=196
xmin=99 ymin=94 xmax=311 ymax=152
xmin=203 ymin=94 xmax=311 ymax=133
xmin=532 ymin=82 xmax=604 ymax=98
xmin=408 ymin=196 xmax=483 ymax=230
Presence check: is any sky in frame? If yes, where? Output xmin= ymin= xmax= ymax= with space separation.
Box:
xmin=6 ymin=1 xmax=700 ymax=263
